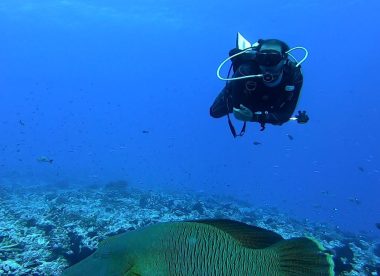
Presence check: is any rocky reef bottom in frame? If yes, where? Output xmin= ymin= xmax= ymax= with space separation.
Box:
xmin=0 ymin=180 xmax=379 ymax=275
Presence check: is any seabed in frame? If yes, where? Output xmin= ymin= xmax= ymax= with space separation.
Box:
xmin=0 ymin=179 xmax=379 ymax=275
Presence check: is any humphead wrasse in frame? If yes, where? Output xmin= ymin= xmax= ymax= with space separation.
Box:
xmin=63 ymin=219 xmax=334 ymax=275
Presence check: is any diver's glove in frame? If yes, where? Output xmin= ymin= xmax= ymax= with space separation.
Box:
xmin=296 ymin=110 xmax=309 ymax=124
xmin=233 ymin=104 xmax=253 ymax=121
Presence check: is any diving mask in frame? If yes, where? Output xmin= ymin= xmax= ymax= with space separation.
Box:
xmin=256 ymin=50 xmax=285 ymax=67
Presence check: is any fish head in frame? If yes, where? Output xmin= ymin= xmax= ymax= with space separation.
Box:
xmin=62 ymin=233 xmax=137 ymax=275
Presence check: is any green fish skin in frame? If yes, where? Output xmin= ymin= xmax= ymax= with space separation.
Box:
xmin=63 ymin=219 xmax=334 ymax=276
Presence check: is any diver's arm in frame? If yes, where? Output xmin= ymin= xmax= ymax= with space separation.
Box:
xmin=212 ymin=63 xmax=255 ymax=118
xmin=210 ymin=86 xmax=233 ymax=118
xmin=270 ymin=76 xmax=304 ymax=124
xmin=270 ymin=66 xmax=305 ymax=124
xmin=270 ymin=92 xmax=301 ymax=124
xmin=236 ymin=93 xmax=301 ymax=125
xmin=249 ymin=111 xmax=291 ymax=125
xmin=253 ymin=72 xmax=304 ymax=125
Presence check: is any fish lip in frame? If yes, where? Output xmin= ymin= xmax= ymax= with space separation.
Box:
xmin=123 ymin=264 xmax=137 ymax=274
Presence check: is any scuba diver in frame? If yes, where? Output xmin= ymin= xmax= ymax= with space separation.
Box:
xmin=210 ymin=33 xmax=309 ymax=137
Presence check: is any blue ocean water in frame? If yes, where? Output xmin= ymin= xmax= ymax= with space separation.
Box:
xmin=0 ymin=0 xmax=379 ymax=241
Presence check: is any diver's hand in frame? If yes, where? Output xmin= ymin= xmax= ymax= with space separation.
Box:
xmin=296 ymin=110 xmax=309 ymax=124
xmin=233 ymin=104 xmax=253 ymax=121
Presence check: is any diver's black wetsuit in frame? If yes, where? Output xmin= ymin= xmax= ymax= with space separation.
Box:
xmin=210 ymin=48 xmax=303 ymax=125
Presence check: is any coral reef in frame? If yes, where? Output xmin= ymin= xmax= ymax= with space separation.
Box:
xmin=0 ymin=180 xmax=378 ymax=275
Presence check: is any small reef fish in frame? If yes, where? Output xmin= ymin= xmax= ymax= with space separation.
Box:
xmin=37 ymin=156 xmax=53 ymax=164
xmin=375 ymin=223 xmax=380 ymax=230
xmin=286 ymin=134 xmax=294 ymax=140
xmin=63 ymin=219 xmax=334 ymax=275
xmin=253 ymin=141 xmax=262 ymax=145
xmin=348 ymin=197 xmax=361 ymax=205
